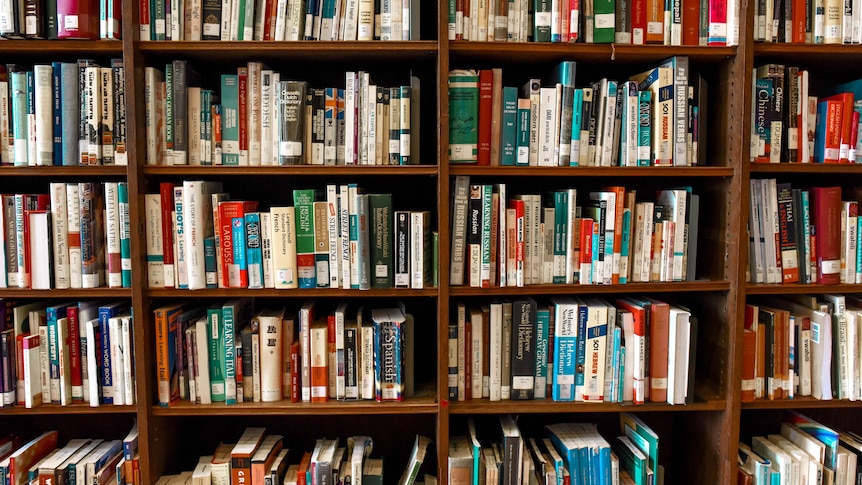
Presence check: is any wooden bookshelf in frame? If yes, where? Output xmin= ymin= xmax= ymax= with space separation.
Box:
xmin=17 ymin=0 xmax=862 ymax=481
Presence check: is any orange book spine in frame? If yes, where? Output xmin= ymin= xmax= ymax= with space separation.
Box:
xmin=682 ymin=0 xmax=699 ymax=45
xmin=645 ymin=0 xmax=664 ymax=42
xmin=648 ymin=301 xmax=669 ymax=403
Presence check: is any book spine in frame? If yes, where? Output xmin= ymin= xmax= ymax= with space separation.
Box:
xmin=98 ymin=307 xmax=115 ymax=404
xmin=245 ymin=212 xmax=264 ymax=289
xmin=394 ymin=210 xmax=410 ymax=288
xmin=104 ymin=182 xmax=122 ymax=288
xmin=510 ymin=298 xmax=535 ymax=400
xmin=293 ymin=188 xmax=317 ymax=288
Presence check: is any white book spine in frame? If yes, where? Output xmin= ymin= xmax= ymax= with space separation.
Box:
xmin=259 ymin=315 xmax=283 ymax=402
xmin=121 ymin=316 xmax=134 ymax=404
xmin=195 ymin=318 xmax=212 ymax=404
xmin=410 ymin=211 xmax=428 ymax=289
xmin=144 ymin=193 xmax=165 ymax=288
xmin=367 ymin=85 xmax=377 ymax=164
xmin=188 ymin=87 xmax=202 ymax=166
xmin=182 ymin=181 xmax=208 ymax=289
xmin=537 ymin=87 xmax=556 ymax=167
xmin=357 ymin=0 xmax=373 ymax=39
xmin=104 ymin=182 xmax=122 ymax=288
xmin=99 ymin=68 xmax=114 ymax=165
xmin=286 ymin=0 xmax=303 ymax=39
xmin=339 ymin=185 xmax=351 ymax=288
xmin=85 ymin=67 xmax=102 ymax=165
xmin=471 ymin=310 xmax=483 ymax=399
xmin=230 ymin=0 xmax=242 ymax=39
xmin=34 ymin=65 xmax=53 ymax=166
xmin=360 ymin=323 xmax=374 ymax=399
xmin=173 ymin=186 xmax=188 ymax=289
xmin=334 ymin=305 xmax=346 ymax=399
xmin=270 ymin=206 xmax=298 ymax=289
xmin=0 ymin=80 xmax=8 ymax=166
xmin=23 ymin=336 xmax=41 ymax=408
xmin=39 ymin=324 xmax=50 ymax=404
xmin=50 ymin=183 xmax=70 ymax=289
xmin=261 ymin=211 xmax=274 ymax=288
xmin=109 ymin=317 xmax=125 ymax=405
xmin=274 ymin=0 xmax=289 ymax=39
xmin=584 ymin=303 xmax=607 ymax=402
xmin=85 ymin=319 xmax=100 ymax=406
xmin=327 ymin=185 xmax=341 ymax=289
xmin=260 ymin=71 xmax=273 ymax=166
xmin=248 ymin=63 xmax=262 ymax=166
xmin=345 ymin=73 xmax=357 ymax=164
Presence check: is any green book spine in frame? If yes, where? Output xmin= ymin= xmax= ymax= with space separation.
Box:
xmin=154 ymin=0 xmax=166 ymax=40
xmin=553 ymin=191 xmax=567 ymax=284
xmin=222 ymin=299 xmax=249 ymax=405
xmin=207 ymin=305 xmax=226 ymax=402
xmin=220 ymin=75 xmax=240 ymax=165
xmin=164 ymin=63 xmax=174 ymax=157
xmin=432 ymin=230 xmax=439 ymax=287
xmin=293 ymin=189 xmax=317 ymax=289
xmin=368 ymin=193 xmax=393 ymax=288
xmin=501 ymin=87 xmax=518 ymax=166
xmin=448 ymin=70 xmax=479 ymax=164
xmin=533 ymin=0 xmax=551 ymax=41
xmin=593 ymin=0 xmax=616 ymax=42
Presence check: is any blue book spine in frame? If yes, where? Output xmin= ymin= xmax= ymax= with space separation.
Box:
xmin=46 ymin=305 xmax=64 ymax=399
xmin=619 ymin=209 xmax=631 ymax=284
xmin=60 ymin=63 xmax=78 ymax=166
xmin=98 ymin=307 xmax=115 ymax=404
xmin=570 ymin=88 xmax=583 ymax=166
xmin=617 ymin=346 xmax=625 ymax=403
xmin=11 ymin=72 xmax=27 ymax=166
xmin=244 ymin=212 xmax=263 ymax=289
xmin=118 ymin=182 xmax=132 ymax=288
xmin=547 ymin=430 xmax=579 ymax=485
xmin=51 ymin=62 xmax=62 ymax=165
xmin=599 ymin=444 xmax=611 ymax=485
xmin=534 ymin=308 xmax=549 ymax=399
xmin=501 ymin=87 xmax=518 ymax=166
xmin=575 ymin=304 xmax=587 ymax=400
xmin=232 ymin=216 xmax=248 ymax=285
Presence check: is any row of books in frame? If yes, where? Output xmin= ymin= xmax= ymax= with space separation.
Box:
xmin=145 ymin=182 xmax=436 ymax=290
xmin=749 ymin=65 xmax=862 ymax=165
xmin=0 ymin=61 xmax=127 ymax=167
xmin=0 ymin=183 xmax=131 ymax=290
xmin=747 ymin=182 xmax=859 ymax=286
xmin=144 ymin=62 xmax=420 ymax=167
xmin=743 ymin=295 xmax=862 ymax=403
xmin=0 ymin=426 xmax=138 ymax=485
xmin=0 ymin=0 xmax=119 ymax=40
xmin=450 ymin=414 xmax=661 ymax=485
xmin=156 ymin=300 xmax=416 ymax=406
xmin=451 ymin=296 xmax=697 ymax=405
xmin=753 ymin=0 xmax=862 ymax=44
xmin=156 ymin=428 xmax=431 ymax=485
xmin=1 ymin=300 xmax=134 ymax=408
xmin=140 ymin=0 xmax=420 ymax=41
xmin=447 ymin=0 xmax=739 ymax=46
xmin=449 ymin=57 xmax=706 ymax=168
xmin=450 ymin=177 xmax=699 ymax=288
xmin=738 ymin=412 xmax=862 ymax=485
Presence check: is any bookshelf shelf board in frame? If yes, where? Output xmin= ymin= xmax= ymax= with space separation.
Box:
xmin=753 ymin=42 xmax=862 ymax=58
xmin=448 ymin=397 xmax=726 ymax=414
xmin=746 ymin=283 xmax=862 ymax=294
xmin=0 ymin=40 xmax=123 ymax=55
xmin=448 ymin=42 xmax=737 ymax=64
xmin=449 ymin=281 xmax=730 ymax=296
xmin=143 ymin=165 xmax=439 ymax=177
xmin=741 ymin=396 xmax=862 ymax=410
xmin=0 ymin=404 xmax=137 ymax=415
xmin=749 ymin=163 xmax=862 ymax=174
xmin=151 ymin=397 xmax=439 ymax=416
xmin=0 ymin=288 xmax=132 ymax=298
xmin=146 ymin=288 xmax=439 ymax=298
xmin=0 ymin=166 xmax=128 ymax=177
xmin=448 ymin=166 xmax=733 ymax=177
xmin=137 ymin=40 xmax=438 ymax=62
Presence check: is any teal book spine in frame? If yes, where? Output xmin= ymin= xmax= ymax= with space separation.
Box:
xmin=534 ymin=308 xmax=549 ymax=399
xmin=637 ymin=90 xmax=652 ymax=166
xmin=118 ymin=182 xmax=131 ymax=287
xmin=448 ymin=70 xmax=479 ymax=164
xmin=244 ymin=212 xmax=263 ymax=289
xmin=220 ymin=75 xmax=240 ymax=165
xmin=570 ymin=88 xmax=583 ymax=166
xmin=533 ymin=0 xmax=551 ymax=41
xmin=553 ymin=191 xmax=567 ymax=284
xmin=619 ymin=208 xmax=631 ymax=284
xmin=222 ymin=302 xmax=237 ymax=404
xmin=501 ymin=87 xmax=518 ymax=166
xmin=516 ymin=98 xmax=530 ymax=166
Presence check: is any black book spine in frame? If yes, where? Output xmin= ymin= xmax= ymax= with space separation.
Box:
xmin=510 ymin=297 xmax=536 ymax=400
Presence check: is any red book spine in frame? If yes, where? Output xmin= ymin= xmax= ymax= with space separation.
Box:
xmin=682 ymin=0 xmax=698 ymax=45
xmin=706 ymin=0 xmax=726 ymax=45
xmin=823 ymin=99 xmax=843 ymax=164
xmin=631 ymin=0 xmax=646 ymax=43
xmin=290 ymin=340 xmax=300 ymax=402
xmin=838 ymin=93 xmax=854 ymax=163
xmin=67 ymin=305 xmax=83 ymax=399
xmin=824 ymin=93 xmax=853 ymax=163
xmin=812 ymin=186 xmax=842 ymax=285
xmin=139 ymin=0 xmax=150 ymax=39
xmin=219 ymin=201 xmax=243 ymax=288
xmin=33 ymin=195 xmax=49 ymax=210
xmin=238 ymin=67 xmax=249 ymax=165
xmin=159 ymin=182 xmax=176 ymax=288
xmin=56 ymin=0 xmax=98 ymax=38
xmin=477 ymin=70 xmax=493 ymax=166
xmin=580 ymin=218 xmax=593 ymax=283
xmin=508 ymin=198 xmax=525 ymax=286
xmin=568 ymin=0 xmax=579 ymax=41
xmin=792 ymin=0 xmax=805 ymax=42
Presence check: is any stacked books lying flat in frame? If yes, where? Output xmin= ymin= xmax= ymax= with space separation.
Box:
xmin=0 ymin=425 xmax=139 ymax=485
xmin=450 ymin=177 xmax=699 ymax=287
xmin=450 ymin=414 xmax=663 ymax=485
xmin=156 ymin=300 xmax=418 ymax=406
xmin=0 ymin=61 xmax=127 ymax=167
xmin=0 ymin=300 xmax=134 ymax=408
xmin=0 ymin=0 xmax=120 ymax=39
xmin=447 ymin=0 xmax=739 ymax=45
xmin=140 ymin=0 xmax=421 ymax=41
xmin=450 ymin=297 xmax=697 ymax=405
xmin=155 ymin=429 xmax=433 ymax=485
xmin=0 ymin=183 xmax=131 ymax=290
xmin=738 ymin=412 xmax=862 ymax=485
xmin=448 ymin=57 xmax=707 ymax=168
xmin=146 ymin=181 xmax=435 ymax=290
xmin=754 ymin=0 xmax=862 ymax=44
xmin=743 ymin=295 xmax=862 ymax=402
xmin=750 ymin=65 xmax=862 ymax=164
xmin=747 ymin=182 xmax=861 ymax=285
xmin=145 ymin=62 xmax=420 ymax=167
